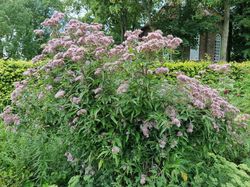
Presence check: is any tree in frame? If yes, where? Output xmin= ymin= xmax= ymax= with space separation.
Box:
xmin=231 ymin=0 xmax=250 ymax=61
xmin=221 ymin=0 xmax=230 ymax=61
xmin=0 ymin=0 xmax=63 ymax=60
xmin=65 ymin=0 xmax=165 ymax=42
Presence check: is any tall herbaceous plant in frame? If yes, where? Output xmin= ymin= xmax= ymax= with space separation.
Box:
xmin=1 ymin=12 xmax=249 ymax=186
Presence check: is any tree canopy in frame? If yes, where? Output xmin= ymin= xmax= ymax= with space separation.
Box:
xmin=0 ymin=0 xmax=63 ymax=59
xmin=0 ymin=0 xmax=249 ymax=61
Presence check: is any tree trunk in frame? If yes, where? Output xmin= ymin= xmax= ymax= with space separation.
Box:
xmin=120 ymin=7 xmax=127 ymax=42
xmin=221 ymin=0 xmax=230 ymax=61
xmin=0 ymin=40 xmax=3 ymax=59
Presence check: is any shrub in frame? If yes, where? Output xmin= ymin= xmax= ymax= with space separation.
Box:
xmin=190 ymin=153 xmax=250 ymax=186
xmin=0 ymin=12 xmax=249 ymax=186
xmin=162 ymin=61 xmax=250 ymax=84
xmin=0 ymin=121 xmax=32 ymax=187
xmin=0 ymin=60 xmax=33 ymax=111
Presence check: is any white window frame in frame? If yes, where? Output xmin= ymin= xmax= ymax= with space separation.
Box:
xmin=189 ymin=35 xmax=200 ymax=61
xmin=214 ymin=34 xmax=222 ymax=62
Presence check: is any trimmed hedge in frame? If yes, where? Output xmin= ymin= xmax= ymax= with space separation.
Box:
xmin=0 ymin=60 xmax=33 ymax=111
xmin=162 ymin=61 xmax=250 ymax=84
xmin=0 ymin=59 xmax=249 ymax=111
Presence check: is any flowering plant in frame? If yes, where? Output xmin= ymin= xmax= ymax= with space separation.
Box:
xmin=0 ymin=12 xmax=248 ymax=186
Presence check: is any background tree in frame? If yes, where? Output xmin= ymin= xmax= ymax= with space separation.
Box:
xmin=0 ymin=0 xmax=63 ymax=60
xmin=65 ymin=0 xmax=166 ymax=42
xmin=230 ymin=0 xmax=250 ymax=61
xmin=151 ymin=0 xmax=220 ymax=59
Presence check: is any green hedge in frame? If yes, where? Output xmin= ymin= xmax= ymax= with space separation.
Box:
xmin=0 ymin=60 xmax=33 ymax=111
xmin=162 ymin=61 xmax=250 ymax=84
xmin=0 ymin=59 xmax=249 ymax=111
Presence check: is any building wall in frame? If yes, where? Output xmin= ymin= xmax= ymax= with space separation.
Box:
xmin=186 ymin=23 xmax=223 ymax=61
xmin=199 ymin=33 xmax=217 ymax=60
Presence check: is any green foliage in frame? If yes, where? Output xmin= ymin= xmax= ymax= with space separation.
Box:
xmin=231 ymin=0 xmax=250 ymax=61
xmin=0 ymin=59 xmax=33 ymax=111
xmin=163 ymin=61 xmax=250 ymax=83
xmin=190 ymin=153 xmax=250 ymax=186
xmin=0 ymin=0 xmax=63 ymax=59
xmin=1 ymin=58 xmax=248 ymax=186
xmin=0 ymin=57 xmax=249 ymax=186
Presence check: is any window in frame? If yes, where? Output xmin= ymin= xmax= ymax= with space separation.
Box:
xmin=214 ymin=34 xmax=221 ymax=62
xmin=190 ymin=35 xmax=200 ymax=61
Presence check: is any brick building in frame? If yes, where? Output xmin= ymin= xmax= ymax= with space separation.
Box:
xmin=188 ymin=30 xmax=223 ymax=62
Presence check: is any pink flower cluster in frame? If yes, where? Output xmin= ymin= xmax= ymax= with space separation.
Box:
xmin=140 ymin=174 xmax=147 ymax=185
xmin=111 ymin=146 xmax=120 ymax=154
xmin=77 ymin=109 xmax=87 ymax=116
xmin=71 ymin=97 xmax=81 ymax=104
xmin=235 ymin=114 xmax=250 ymax=122
xmin=41 ymin=11 xmax=64 ymax=27
xmin=165 ymin=106 xmax=181 ymax=127
xmin=44 ymin=59 xmax=65 ymax=71
xmin=187 ymin=123 xmax=193 ymax=133
xmin=55 ymin=90 xmax=65 ymax=98
xmin=177 ymin=74 xmax=239 ymax=118
xmin=32 ymin=11 xmax=183 ymax=81
xmin=23 ymin=68 xmax=37 ymax=76
xmin=124 ymin=29 xmax=143 ymax=44
xmin=64 ymin=152 xmax=75 ymax=162
xmin=117 ymin=81 xmax=129 ymax=94
xmin=137 ymin=30 xmax=182 ymax=52
xmin=155 ymin=67 xmax=169 ymax=74
xmin=42 ymin=39 xmax=60 ymax=54
xmin=34 ymin=29 xmax=44 ymax=36
xmin=208 ymin=64 xmax=231 ymax=73
xmin=32 ymin=54 xmax=45 ymax=63
xmin=11 ymin=80 xmax=28 ymax=103
xmin=140 ymin=120 xmax=157 ymax=138
xmin=108 ymin=44 xmax=128 ymax=58
xmin=32 ymin=11 xmax=115 ymax=71
xmin=159 ymin=139 xmax=166 ymax=148
xmin=0 ymin=106 xmax=20 ymax=125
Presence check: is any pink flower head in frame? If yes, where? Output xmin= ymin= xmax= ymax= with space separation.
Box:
xmin=208 ymin=64 xmax=231 ymax=73
xmin=41 ymin=11 xmax=64 ymax=27
xmin=55 ymin=90 xmax=65 ymax=98
xmin=140 ymin=174 xmax=147 ymax=185
xmin=155 ymin=67 xmax=169 ymax=74
xmin=124 ymin=29 xmax=142 ymax=43
xmin=93 ymin=87 xmax=102 ymax=95
xmin=0 ymin=106 xmax=20 ymax=125
xmin=45 ymin=85 xmax=53 ymax=91
xmin=117 ymin=81 xmax=129 ymax=94
xmin=187 ymin=123 xmax=193 ymax=133
xmin=94 ymin=68 xmax=102 ymax=75
xmin=177 ymin=74 xmax=239 ymax=118
xmin=140 ymin=121 xmax=156 ymax=138
xmin=64 ymin=152 xmax=74 ymax=162
xmin=171 ymin=118 xmax=181 ymax=127
xmin=32 ymin=54 xmax=45 ymax=63
xmin=170 ymin=140 xmax=178 ymax=148
xmin=77 ymin=109 xmax=87 ymax=116
xmin=74 ymin=75 xmax=83 ymax=82
xmin=11 ymin=81 xmax=28 ymax=103
xmin=71 ymin=97 xmax=81 ymax=104
xmin=54 ymin=76 xmax=62 ymax=83
xmin=37 ymin=92 xmax=44 ymax=100
xmin=213 ymin=122 xmax=220 ymax=132
xmin=159 ymin=140 xmax=166 ymax=148
xmin=111 ymin=146 xmax=120 ymax=154
xmin=23 ymin=68 xmax=36 ymax=76
xmin=140 ymin=124 xmax=150 ymax=138
xmin=34 ymin=29 xmax=44 ymax=36
xmin=177 ymin=131 xmax=183 ymax=137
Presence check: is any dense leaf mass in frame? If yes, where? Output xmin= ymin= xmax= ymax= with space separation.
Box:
xmin=0 ymin=12 xmax=249 ymax=186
